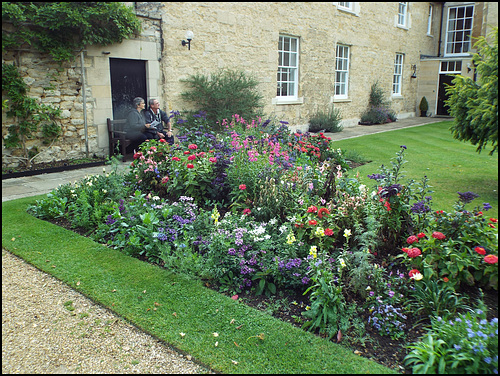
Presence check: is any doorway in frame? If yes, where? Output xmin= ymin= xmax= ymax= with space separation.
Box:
xmin=436 ymin=60 xmax=462 ymax=116
xmin=110 ymin=58 xmax=147 ymax=120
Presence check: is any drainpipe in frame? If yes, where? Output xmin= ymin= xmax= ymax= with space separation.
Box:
xmin=437 ymin=2 xmax=445 ymax=57
xmin=80 ymin=50 xmax=89 ymax=158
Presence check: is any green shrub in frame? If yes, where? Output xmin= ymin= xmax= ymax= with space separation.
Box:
xmin=180 ymin=69 xmax=264 ymax=130
xmin=308 ymin=106 xmax=343 ymax=133
xmin=360 ymin=81 xmax=397 ymax=124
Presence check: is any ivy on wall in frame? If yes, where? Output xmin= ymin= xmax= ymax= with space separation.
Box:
xmin=2 ymin=2 xmax=141 ymax=166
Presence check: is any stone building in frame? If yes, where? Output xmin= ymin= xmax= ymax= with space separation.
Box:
xmin=2 ymin=2 xmax=498 ymax=167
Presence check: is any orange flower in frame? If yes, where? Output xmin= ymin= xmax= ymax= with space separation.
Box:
xmin=475 ymin=246 xmax=486 ymax=255
xmin=443 ymin=277 xmax=449 ymax=283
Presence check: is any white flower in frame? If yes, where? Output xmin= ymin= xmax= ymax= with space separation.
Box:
xmin=213 ymin=332 xmax=219 ymax=337
xmin=102 ymin=189 xmax=107 ymax=194
xmin=152 ymin=196 xmax=160 ymax=201
xmin=86 ymin=181 xmax=92 ymax=186
xmin=359 ymin=184 xmax=366 ymax=193
xmin=339 ymin=258 xmax=346 ymax=268
xmin=411 ymin=272 xmax=423 ymax=281
xmin=344 ymin=229 xmax=352 ymax=238
xmin=179 ymin=332 xmax=186 ymax=337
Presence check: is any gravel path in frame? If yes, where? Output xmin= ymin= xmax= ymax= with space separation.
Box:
xmin=2 ymin=248 xmax=213 ymax=374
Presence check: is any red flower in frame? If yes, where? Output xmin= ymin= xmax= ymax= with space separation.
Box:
xmin=172 ymin=156 xmax=181 ymax=161
xmin=488 ymin=224 xmax=496 ymax=228
xmin=188 ymin=144 xmax=198 ymax=150
xmin=307 ymin=205 xmax=318 ymax=213
xmin=187 ymin=163 xmax=194 ymax=169
xmin=239 ymin=184 xmax=247 ymax=190
xmin=484 ymin=255 xmax=498 ymax=264
xmin=408 ymin=269 xmax=420 ymax=278
xmin=475 ymin=246 xmax=486 ymax=255
xmin=133 ymin=152 xmax=143 ymax=159
xmin=242 ymin=208 xmax=251 ymax=215
xmin=161 ymin=176 xmax=169 ymax=184
xmin=436 ymin=210 xmax=444 ymax=214
xmin=318 ymin=208 xmax=330 ymax=218
xmin=417 ymin=233 xmax=426 ymax=238
xmin=384 ymin=201 xmax=391 ymax=211
xmin=406 ymin=235 xmax=419 ymax=244
xmin=184 ymin=151 xmax=190 ymax=155
xmin=476 ymin=211 xmax=483 ymax=216
xmin=187 ymin=155 xmax=196 ymax=161
xmin=308 ymin=220 xmax=318 ymax=226
xmin=407 ymin=248 xmax=422 ymax=258
xmin=443 ymin=277 xmax=449 ymax=283
xmin=324 ymin=228 xmax=334 ymax=236
xmin=432 ymin=231 xmax=446 ymax=240
xmin=402 ymin=247 xmax=409 ymax=254
xmin=159 ymin=138 xmax=166 ymax=143
xmin=490 ymin=218 xmax=498 ymax=223
xmin=294 ymin=223 xmax=304 ymax=228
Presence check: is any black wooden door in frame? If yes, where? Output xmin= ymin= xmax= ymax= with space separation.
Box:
xmin=437 ymin=74 xmax=455 ymax=116
xmin=110 ymin=58 xmax=147 ymax=120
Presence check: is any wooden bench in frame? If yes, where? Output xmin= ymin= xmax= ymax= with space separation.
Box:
xmin=107 ymin=118 xmax=132 ymax=161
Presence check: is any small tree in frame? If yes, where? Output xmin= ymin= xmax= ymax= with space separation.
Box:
xmin=180 ymin=69 xmax=264 ymax=130
xmin=445 ymin=27 xmax=498 ymax=155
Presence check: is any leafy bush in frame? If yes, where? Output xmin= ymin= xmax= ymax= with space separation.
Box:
xmin=360 ymin=82 xmax=397 ymax=124
xmin=308 ymin=106 xmax=343 ymax=133
xmin=405 ymin=306 xmax=498 ymax=374
xmin=180 ymin=69 xmax=264 ymax=130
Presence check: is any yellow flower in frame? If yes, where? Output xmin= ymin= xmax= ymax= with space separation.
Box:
xmin=286 ymin=232 xmax=296 ymax=244
xmin=309 ymin=246 xmax=317 ymax=259
xmin=412 ymin=272 xmax=423 ymax=281
xmin=314 ymin=227 xmax=325 ymax=237
xmin=343 ymin=229 xmax=352 ymax=238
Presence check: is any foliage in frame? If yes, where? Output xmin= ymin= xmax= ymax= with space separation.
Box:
xmin=2 ymin=63 xmax=62 ymax=168
xmin=397 ymin=195 xmax=498 ymax=290
xmin=407 ymin=277 xmax=472 ymax=321
xmin=180 ymin=69 xmax=264 ymax=130
xmin=360 ymin=82 xmax=397 ymax=124
xmin=405 ymin=305 xmax=498 ymax=374
xmin=445 ymin=27 xmax=498 ymax=155
xmin=308 ymin=105 xmax=343 ymax=133
xmin=2 ymin=2 xmax=141 ymax=62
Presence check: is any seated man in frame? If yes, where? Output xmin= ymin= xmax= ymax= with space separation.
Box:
xmin=142 ymin=98 xmax=174 ymax=145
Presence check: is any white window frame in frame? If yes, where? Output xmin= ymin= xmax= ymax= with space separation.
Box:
xmin=397 ymin=2 xmax=408 ymax=27
xmin=334 ymin=2 xmax=360 ymax=16
xmin=275 ymin=35 xmax=301 ymax=104
xmin=444 ymin=4 xmax=474 ymax=56
xmin=393 ymin=53 xmax=404 ymax=96
xmin=334 ymin=44 xmax=350 ymax=99
xmin=338 ymin=2 xmax=353 ymax=11
xmin=427 ymin=4 xmax=433 ymax=35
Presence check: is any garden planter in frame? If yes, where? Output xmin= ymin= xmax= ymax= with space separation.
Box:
xmin=2 ymin=160 xmax=107 ymax=180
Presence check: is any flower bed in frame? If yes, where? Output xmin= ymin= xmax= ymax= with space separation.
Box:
xmin=27 ymin=112 xmax=498 ymax=373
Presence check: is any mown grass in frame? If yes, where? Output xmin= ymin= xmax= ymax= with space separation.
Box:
xmin=2 ymin=196 xmax=395 ymax=374
xmin=334 ymin=121 xmax=498 ymax=219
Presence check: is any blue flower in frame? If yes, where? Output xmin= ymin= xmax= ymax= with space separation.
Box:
xmin=454 ymin=344 xmax=462 ymax=350
xmin=484 ymin=357 xmax=492 ymax=364
xmin=483 ymin=202 xmax=493 ymax=211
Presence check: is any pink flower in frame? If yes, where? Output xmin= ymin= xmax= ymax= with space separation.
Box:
xmin=161 ymin=176 xmax=169 ymax=184
xmin=408 ymin=269 xmax=421 ymax=278
xmin=187 ymin=155 xmax=196 ymax=161
xmin=432 ymin=232 xmax=446 ymax=240
xmin=209 ymin=157 xmax=217 ymax=163
xmin=407 ymin=248 xmax=422 ymax=258
xmin=187 ymin=163 xmax=194 ymax=169
xmin=188 ymin=144 xmax=198 ymax=150
xmin=475 ymin=246 xmax=486 ymax=255
xmin=417 ymin=233 xmax=426 ymax=239
xmin=324 ymin=228 xmax=334 ymax=236
xmin=484 ymin=255 xmax=498 ymax=264
xmin=406 ymin=235 xmax=419 ymax=244
xmin=239 ymin=184 xmax=247 ymax=190
xmin=307 ymin=206 xmax=318 ymax=213
xmin=172 ymin=157 xmax=181 ymax=161
xmin=242 ymin=208 xmax=251 ymax=215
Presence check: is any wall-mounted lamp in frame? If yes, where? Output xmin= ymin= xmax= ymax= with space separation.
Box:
xmin=411 ymin=64 xmax=417 ymax=78
xmin=181 ymin=30 xmax=194 ymax=50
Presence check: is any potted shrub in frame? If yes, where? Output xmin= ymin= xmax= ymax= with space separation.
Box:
xmin=419 ymin=96 xmax=429 ymax=117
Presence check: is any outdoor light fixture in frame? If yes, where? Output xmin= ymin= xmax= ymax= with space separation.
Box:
xmin=411 ymin=64 xmax=417 ymax=78
xmin=181 ymin=30 xmax=194 ymax=50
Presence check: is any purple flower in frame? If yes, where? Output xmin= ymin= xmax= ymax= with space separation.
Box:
xmin=483 ymin=202 xmax=493 ymax=211
xmin=301 ymin=276 xmax=311 ymax=284
xmin=457 ymin=191 xmax=479 ymax=204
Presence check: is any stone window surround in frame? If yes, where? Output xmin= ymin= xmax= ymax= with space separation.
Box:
xmin=443 ymin=3 xmax=475 ymax=57
xmin=275 ymin=34 xmax=300 ymax=104
xmin=334 ymin=44 xmax=350 ymax=99
xmin=393 ymin=53 xmax=404 ymax=95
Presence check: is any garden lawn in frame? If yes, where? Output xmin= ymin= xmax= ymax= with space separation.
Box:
xmin=333 ymin=121 xmax=498 ymax=219
xmin=2 ymin=196 xmax=395 ymax=374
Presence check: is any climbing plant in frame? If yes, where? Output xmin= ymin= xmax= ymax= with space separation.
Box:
xmin=2 ymin=2 xmax=141 ymax=167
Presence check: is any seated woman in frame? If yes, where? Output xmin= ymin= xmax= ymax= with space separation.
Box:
xmin=125 ymin=97 xmax=154 ymax=154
